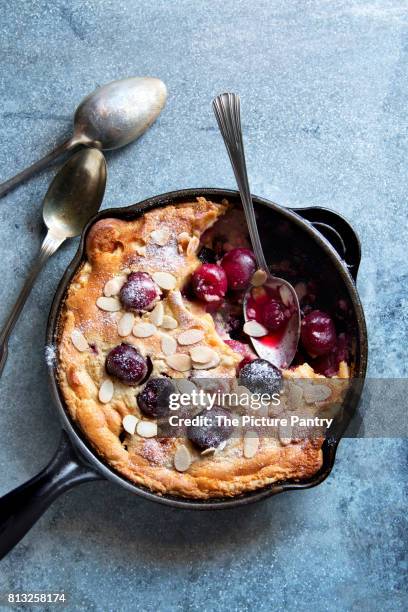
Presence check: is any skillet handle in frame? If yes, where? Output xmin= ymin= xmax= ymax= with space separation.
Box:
xmin=0 ymin=432 xmax=101 ymax=559
xmin=293 ymin=207 xmax=362 ymax=280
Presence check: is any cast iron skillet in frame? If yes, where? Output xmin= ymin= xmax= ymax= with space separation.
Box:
xmin=0 ymin=188 xmax=367 ymax=558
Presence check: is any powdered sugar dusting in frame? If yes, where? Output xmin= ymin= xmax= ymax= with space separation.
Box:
xmin=45 ymin=344 xmax=57 ymax=367
xmin=145 ymin=239 xmax=185 ymax=273
xmin=140 ymin=439 xmax=167 ymax=465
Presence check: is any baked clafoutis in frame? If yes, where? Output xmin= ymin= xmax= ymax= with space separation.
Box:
xmin=57 ymin=197 xmax=351 ymax=499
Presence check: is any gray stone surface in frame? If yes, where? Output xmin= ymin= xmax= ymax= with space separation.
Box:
xmin=0 ymin=0 xmax=407 ymax=610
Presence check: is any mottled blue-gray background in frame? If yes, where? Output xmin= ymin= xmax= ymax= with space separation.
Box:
xmin=0 ymin=0 xmax=407 ymax=610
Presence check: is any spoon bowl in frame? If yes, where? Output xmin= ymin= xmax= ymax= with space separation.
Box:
xmin=43 ymin=148 xmax=107 ymax=237
xmin=73 ymin=77 xmax=167 ymax=150
xmin=0 ymin=76 xmax=166 ymax=198
xmin=243 ymin=277 xmax=300 ymax=369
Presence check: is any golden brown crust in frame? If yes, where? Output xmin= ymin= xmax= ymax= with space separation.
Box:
xmin=57 ymin=198 xmax=348 ymax=499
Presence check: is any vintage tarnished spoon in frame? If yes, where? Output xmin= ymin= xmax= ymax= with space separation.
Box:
xmin=0 ymin=148 xmax=107 ymax=376
xmin=213 ymin=92 xmax=300 ymax=368
xmin=0 ymin=76 xmax=166 ymax=198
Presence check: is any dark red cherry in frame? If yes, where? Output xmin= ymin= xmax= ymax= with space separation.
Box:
xmin=227 ymin=313 xmax=245 ymax=338
xmin=335 ymin=333 xmax=349 ymax=363
xmin=290 ymin=346 xmax=309 ymax=368
xmin=301 ymin=310 xmax=336 ymax=357
xmin=120 ymin=272 xmax=158 ymax=312
xmin=198 ymin=246 xmax=217 ymax=264
xmin=313 ymin=333 xmax=348 ymax=376
xmin=191 ymin=264 xmax=227 ymax=303
xmin=224 ymin=339 xmax=247 ymax=356
xmin=224 ymin=339 xmax=256 ymax=372
xmin=205 ymin=298 xmax=225 ymax=313
xmin=187 ymin=407 xmax=232 ymax=450
xmin=221 ymin=248 xmax=256 ymax=290
xmin=239 ymin=358 xmax=282 ymax=395
xmin=312 ymin=353 xmax=338 ymax=377
xmin=262 ymin=299 xmax=289 ymax=331
xmin=137 ymin=377 xmax=176 ymax=418
xmin=225 ymin=339 xmax=255 ymax=358
xmin=105 ymin=344 xmax=147 ymax=385
xmin=238 ymin=356 xmax=255 ymax=372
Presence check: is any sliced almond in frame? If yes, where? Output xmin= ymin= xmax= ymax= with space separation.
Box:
xmin=201 ymin=447 xmax=216 ymax=456
xmin=99 ymin=379 xmax=114 ymax=404
xmin=122 ymin=414 xmax=139 ymax=435
xmin=202 ymin=440 xmax=227 ymax=455
xmin=73 ymin=369 xmax=90 ymax=387
xmin=177 ymin=231 xmax=190 ymax=245
xmin=174 ymin=445 xmax=192 ymax=472
xmin=176 ymin=378 xmax=197 ymax=395
xmin=150 ymin=301 xmax=164 ymax=326
xmin=135 ymin=245 xmax=146 ymax=257
xmin=304 ymin=383 xmax=332 ymax=404
xmin=96 ymin=296 xmax=121 ymax=312
xmin=152 ymin=272 xmax=177 ymax=290
xmin=243 ymin=431 xmax=259 ymax=458
xmin=117 ymin=312 xmax=135 ymax=337
xmin=166 ymin=353 xmax=192 ymax=372
xmin=279 ymin=284 xmax=293 ymax=307
xmin=177 ymin=329 xmax=205 ymax=346
xmin=215 ymin=440 xmax=227 ymax=453
xmin=136 ymin=420 xmax=157 ymax=438
xmin=70 ymin=329 xmax=88 ymax=352
xmin=161 ymin=334 xmax=177 ymax=356
xmin=192 ymin=353 xmax=221 ymax=370
xmin=186 ymin=235 xmax=200 ymax=256
xmin=103 ymin=275 xmax=127 ymax=297
xmin=190 ymin=346 xmax=218 ymax=364
xmin=161 ymin=315 xmax=178 ymax=329
xmin=243 ymin=320 xmax=267 ymax=337
xmin=150 ymin=228 xmax=170 ymax=246
xmin=251 ymin=269 xmax=267 ymax=287
xmin=133 ymin=322 xmax=156 ymax=338
xmin=278 ymin=422 xmax=292 ymax=446
xmin=287 ymin=382 xmax=304 ymax=410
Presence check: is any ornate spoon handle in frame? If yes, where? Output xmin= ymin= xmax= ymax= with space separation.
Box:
xmin=0 ymin=231 xmax=64 ymax=376
xmin=212 ymin=92 xmax=268 ymax=271
xmin=0 ymin=137 xmax=82 ymax=199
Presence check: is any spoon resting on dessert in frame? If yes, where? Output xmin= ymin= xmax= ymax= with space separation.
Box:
xmin=212 ymin=92 xmax=300 ymax=369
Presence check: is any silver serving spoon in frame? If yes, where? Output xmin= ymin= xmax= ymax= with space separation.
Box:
xmin=212 ymin=93 xmax=300 ymax=368
xmin=0 ymin=148 xmax=107 ymax=376
xmin=0 ymin=76 xmax=166 ymax=198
